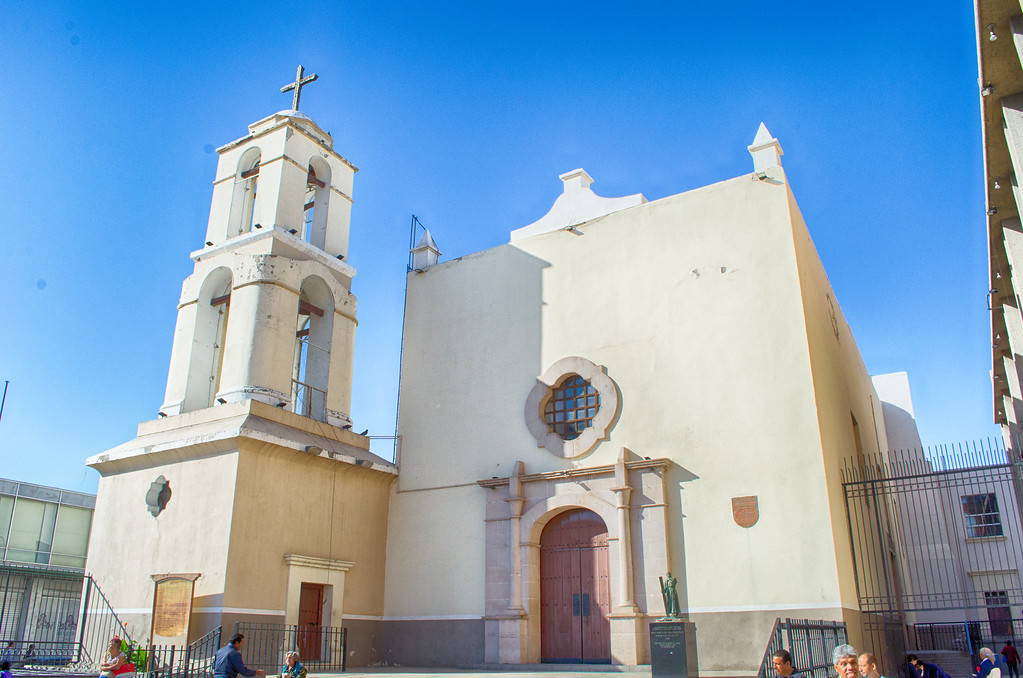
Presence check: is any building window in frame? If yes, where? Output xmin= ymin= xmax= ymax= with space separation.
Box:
xmin=291 ymin=276 xmax=334 ymax=422
xmin=543 ymin=375 xmax=600 ymax=441
xmin=961 ymin=493 xmax=1003 ymax=538
xmin=525 ymin=356 xmax=620 ymax=459
xmin=985 ymin=591 xmax=1014 ymax=638
xmin=182 ymin=268 xmax=232 ymax=412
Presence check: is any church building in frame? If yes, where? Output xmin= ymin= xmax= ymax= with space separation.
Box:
xmin=84 ymin=71 xmax=908 ymax=676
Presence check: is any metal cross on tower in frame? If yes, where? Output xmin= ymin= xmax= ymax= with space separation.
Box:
xmin=280 ymin=65 xmax=318 ymax=111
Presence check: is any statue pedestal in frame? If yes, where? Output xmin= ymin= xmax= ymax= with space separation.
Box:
xmin=650 ymin=621 xmax=695 ymax=678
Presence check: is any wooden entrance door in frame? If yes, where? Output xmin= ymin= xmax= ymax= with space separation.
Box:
xmin=297 ymin=583 xmax=323 ymax=660
xmin=539 ymin=509 xmax=611 ymax=664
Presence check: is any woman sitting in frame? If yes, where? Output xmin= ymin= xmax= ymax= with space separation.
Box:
xmin=281 ymin=650 xmax=306 ymax=678
xmin=99 ymin=637 xmax=126 ymax=678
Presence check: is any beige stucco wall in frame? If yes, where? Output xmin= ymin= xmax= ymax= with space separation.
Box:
xmin=387 ymin=166 xmax=884 ymax=671
xmin=86 ymin=447 xmax=239 ymax=642
xmin=787 ymin=186 xmax=891 ymax=624
xmin=86 ymin=401 xmax=393 ymax=664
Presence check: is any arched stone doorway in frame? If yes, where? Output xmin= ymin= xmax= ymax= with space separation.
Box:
xmin=539 ymin=508 xmax=611 ymax=664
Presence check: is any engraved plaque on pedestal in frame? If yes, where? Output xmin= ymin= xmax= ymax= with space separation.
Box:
xmin=650 ymin=621 xmax=688 ymax=678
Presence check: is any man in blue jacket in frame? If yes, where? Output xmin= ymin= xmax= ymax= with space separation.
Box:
xmin=213 ymin=634 xmax=264 ymax=678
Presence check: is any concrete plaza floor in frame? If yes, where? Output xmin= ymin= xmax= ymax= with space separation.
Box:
xmin=313 ymin=667 xmax=653 ymax=678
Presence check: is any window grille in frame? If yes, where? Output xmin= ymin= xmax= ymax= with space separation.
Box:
xmin=543 ymin=375 xmax=600 ymax=441
xmin=961 ymin=493 xmax=1003 ymax=538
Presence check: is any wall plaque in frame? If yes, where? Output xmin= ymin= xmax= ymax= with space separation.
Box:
xmin=731 ymin=495 xmax=759 ymax=528
xmin=150 ymin=573 xmax=200 ymax=646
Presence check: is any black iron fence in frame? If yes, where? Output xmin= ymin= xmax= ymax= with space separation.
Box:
xmin=758 ymin=618 xmax=848 ymax=678
xmin=0 ymin=640 xmax=79 ymax=666
xmin=235 ymin=622 xmax=347 ymax=673
xmin=842 ymin=440 xmax=1023 ymax=678
xmin=910 ymin=620 xmax=1022 ymax=654
xmin=143 ymin=626 xmax=221 ymax=678
xmin=842 ymin=441 xmax=1023 ymax=614
xmin=0 ymin=562 xmax=86 ymax=651
xmin=76 ymin=573 xmax=131 ymax=669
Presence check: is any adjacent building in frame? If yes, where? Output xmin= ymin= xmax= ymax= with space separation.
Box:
xmin=0 ymin=478 xmax=94 ymax=654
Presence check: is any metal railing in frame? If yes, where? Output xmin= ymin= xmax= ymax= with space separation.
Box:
xmin=144 ymin=625 xmax=221 ymax=678
xmin=291 ymin=379 xmax=327 ymax=422
xmin=235 ymin=622 xmax=346 ymax=673
xmin=843 ymin=441 xmax=1023 ymax=613
xmin=0 ymin=640 xmax=79 ymax=667
xmin=757 ymin=618 xmax=848 ymax=678
xmin=910 ymin=619 xmax=1021 ymax=654
xmin=77 ymin=574 xmax=132 ymax=670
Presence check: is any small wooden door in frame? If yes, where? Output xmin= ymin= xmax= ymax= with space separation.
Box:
xmin=297 ymin=583 xmax=323 ymax=660
xmin=540 ymin=509 xmax=611 ymax=663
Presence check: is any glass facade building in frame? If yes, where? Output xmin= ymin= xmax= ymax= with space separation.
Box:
xmin=0 ymin=478 xmax=95 ymax=655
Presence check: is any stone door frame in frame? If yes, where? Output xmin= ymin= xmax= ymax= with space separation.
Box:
xmin=478 ymin=450 xmax=672 ymax=665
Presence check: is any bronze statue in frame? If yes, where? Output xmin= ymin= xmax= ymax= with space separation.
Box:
xmin=659 ymin=572 xmax=680 ymax=619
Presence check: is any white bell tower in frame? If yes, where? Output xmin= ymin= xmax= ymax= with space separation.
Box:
xmin=160 ymin=66 xmax=358 ymax=428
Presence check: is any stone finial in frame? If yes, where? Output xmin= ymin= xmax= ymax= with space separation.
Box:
xmin=510 ymin=169 xmax=647 ymax=241
xmin=748 ymin=122 xmax=783 ymax=173
xmin=560 ymin=168 xmax=594 ymax=192
xmin=411 ymin=228 xmax=441 ymax=270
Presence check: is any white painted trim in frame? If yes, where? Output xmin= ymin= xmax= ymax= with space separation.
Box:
xmin=378 ymin=615 xmax=481 ymax=621
xmin=683 ymin=602 xmax=855 ymax=614
xmin=340 ymin=614 xmax=383 ymax=621
xmin=967 ymin=568 xmax=1018 ymax=577
xmin=192 ymin=607 xmax=286 ymax=615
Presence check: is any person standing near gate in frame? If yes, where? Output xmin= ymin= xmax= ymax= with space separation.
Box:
xmin=978 ymin=648 xmax=1001 ymax=678
xmin=1003 ymin=641 xmax=1020 ymax=678
xmin=773 ymin=649 xmax=801 ymax=678
xmin=859 ymin=653 xmax=885 ymax=678
xmin=834 ymin=645 xmax=860 ymax=678
xmin=213 ymin=633 xmax=265 ymax=678
xmin=908 ymin=654 xmax=951 ymax=678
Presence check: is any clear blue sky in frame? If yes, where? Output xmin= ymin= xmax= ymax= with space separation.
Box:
xmin=0 ymin=1 xmax=996 ymax=492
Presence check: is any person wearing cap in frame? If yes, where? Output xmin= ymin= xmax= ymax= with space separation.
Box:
xmin=281 ymin=650 xmax=306 ymax=678
xmin=99 ymin=637 xmax=126 ymax=678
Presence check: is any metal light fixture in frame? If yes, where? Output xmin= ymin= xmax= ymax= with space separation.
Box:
xmin=206 ymin=240 xmax=214 ymax=246
xmin=217 ymin=397 xmax=227 ymax=404
xmin=994 ymin=177 xmax=1002 ymax=189
xmin=989 ymin=24 xmax=998 ymax=41
xmin=982 ymin=84 xmax=995 ymax=96
xmin=989 ymin=207 xmax=999 ymax=216
xmin=288 ymin=228 xmax=298 ymax=235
